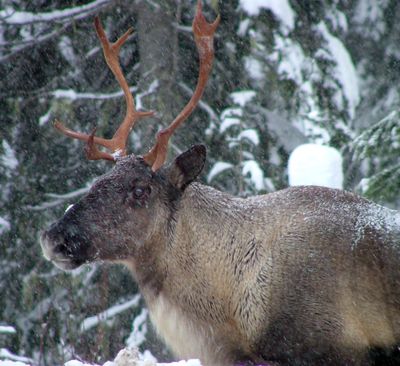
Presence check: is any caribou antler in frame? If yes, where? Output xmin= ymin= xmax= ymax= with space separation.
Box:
xmin=143 ymin=1 xmax=220 ymax=170
xmin=54 ymin=17 xmax=154 ymax=161
xmin=54 ymin=0 xmax=219 ymax=169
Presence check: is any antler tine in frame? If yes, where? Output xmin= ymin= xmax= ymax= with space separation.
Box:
xmin=94 ymin=17 xmax=154 ymax=154
xmin=143 ymin=0 xmax=220 ymax=171
xmin=55 ymin=17 xmax=154 ymax=161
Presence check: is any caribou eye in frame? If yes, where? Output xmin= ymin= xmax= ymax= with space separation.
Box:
xmin=127 ymin=185 xmax=151 ymax=206
xmin=133 ymin=187 xmax=145 ymax=199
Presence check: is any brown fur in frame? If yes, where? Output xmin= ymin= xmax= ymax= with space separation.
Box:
xmin=41 ymin=147 xmax=400 ymax=365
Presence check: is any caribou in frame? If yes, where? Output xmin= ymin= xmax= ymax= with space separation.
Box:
xmin=41 ymin=2 xmax=400 ymax=365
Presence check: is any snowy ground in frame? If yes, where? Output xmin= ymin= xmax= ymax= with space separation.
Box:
xmin=0 ymin=347 xmax=202 ymax=366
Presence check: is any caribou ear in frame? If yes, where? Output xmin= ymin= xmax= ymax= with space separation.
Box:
xmin=166 ymin=144 xmax=206 ymax=190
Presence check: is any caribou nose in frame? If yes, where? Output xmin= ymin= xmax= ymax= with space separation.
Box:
xmin=40 ymin=229 xmax=57 ymax=261
xmin=40 ymin=220 xmax=87 ymax=270
xmin=40 ymin=228 xmax=70 ymax=264
xmin=40 ymin=229 xmax=84 ymax=271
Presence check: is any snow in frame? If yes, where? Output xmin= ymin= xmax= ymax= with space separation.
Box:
xmin=27 ymin=183 xmax=93 ymax=211
xmin=207 ymin=162 xmax=233 ymax=183
xmin=0 ymin=217 xmax=11 ymax=235
xmin=58 ymin=36 xmax=77 ymax=66
xmin=52 ymin=89 xmax=135 ymax=101
xmin=180 ymin=82 xmax=219 ymax=136
xmin=273 ymin=36 xmax=306 ymax=84
xmin=65 ymin=204 xmax=74 ymax=213
xmin=2 ymin=140 xmax=18 ymax=171
xmin=0 ymin=348 xmax=202 ymax=366
xmin=64 ymin=362 xmax=86 ymax=366
xmin=358 ymin=178 xmax=371 ymax=195
xmin=244 ymin=57 xmax=264 ymax=81
xmin=295 ymin=117 xmax=331 ymax=144
xmin=239 ymin=0 xmax=295 ymax=33
xmin=80 ymin=295 xmax=141 ymax=332
xmin=39 ymin=109 xmax=51 ymax=126
xmin=0 ymin=361 xmax=29 ymax=366
xmin=158 ymin=361 xmax=201 ymax=366
xmin=219 ymin=108 xmax=242 ymax=134
xmin=230 ymin=90 xmax=256 ymax=107
xmin=353 ymin=0 xmax=387 ymax=40
xmin=0 ymin=326 xmax=15 ymax=334
xmin=219 ymin=117 xmax=240 ymax=134
xmin=238 ymin=129 xmax=259 ymax=146
xmin=326 ymin=8 xmax=348 ymax=32
xmin=0 ymin=348 xmax=33 ymax=364
xmin=242 ymin=160 xmax=265 ymax=191
xmin=0 ymin=0 xmax=110 ymax=25
xmin=316 ymin=22 xmax=360 ymax=118
xmin=126 ymin=308 xmax=148 ymax=348
xmin=288 ymin=144 xmax=343 ymax=189
xmin=51 ymin=81 xmax=156 ymax=104
xmin=237 ymin=18 xmax=250 ymax=36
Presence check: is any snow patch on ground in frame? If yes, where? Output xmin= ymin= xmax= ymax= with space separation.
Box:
xmin=0 ymin=348 xmax=202 ymax=366
xmin=0 ymin=361 xmax=30 ymax=366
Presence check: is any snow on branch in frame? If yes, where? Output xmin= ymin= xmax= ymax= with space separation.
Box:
xmin=179 ymin=82 xmax=219 ymax=124
xmin=0 ymin=24 xmax=70 ymax=63
xmin=0 ymin=0 xmax=111 ymax=26
xmin=352 ymin=110 xmax=400 ymax=159
xmin=316 ymin=22 xmax=360 ymax=118
xmin=239 ymin=0 xmax=295 ymax=34
xmin=51 ymin=88 xmax=138 ymax=101
xmin=0 ymin=326 xmax=16 ymax=335
xmin=80 ymin=295 xmax=141 ymax=333
xmin=51 ymin=79 xmax=158 ymax=107
xmin=0 ymin=217 xmax=11 ymax=235
xmin=0 ymin=0 xmax=114 ymax=62
xmin=0 ymin=348 xmax=34 ymax=364
xmin=26 ymin=185 xmax=91 ymax=211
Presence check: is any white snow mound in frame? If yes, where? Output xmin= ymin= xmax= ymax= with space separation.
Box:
xmin=288 ymin=144 xmax=343 ymax=189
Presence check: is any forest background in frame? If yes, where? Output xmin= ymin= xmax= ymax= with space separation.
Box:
xmin=1 ymin=0 xmax=400 ymax=365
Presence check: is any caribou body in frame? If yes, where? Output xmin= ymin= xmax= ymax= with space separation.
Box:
xmin=40 ymin=2 xmax=400 ymax=365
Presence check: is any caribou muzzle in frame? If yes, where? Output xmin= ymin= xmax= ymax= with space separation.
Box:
xmin=40 ymin=221 xmax=91 ymax=270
